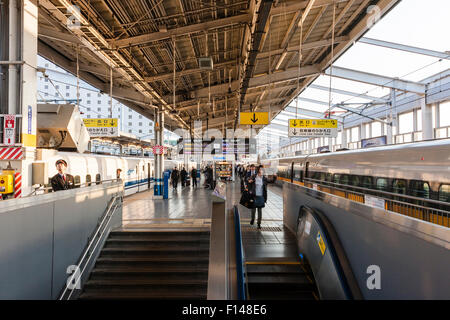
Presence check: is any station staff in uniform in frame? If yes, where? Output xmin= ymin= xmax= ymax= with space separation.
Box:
xmin=51 ymin=159 xmax=75 ymax=191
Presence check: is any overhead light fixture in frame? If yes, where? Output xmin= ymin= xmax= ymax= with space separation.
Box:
xmin=198 ymin=57 xmax=213 ymax=70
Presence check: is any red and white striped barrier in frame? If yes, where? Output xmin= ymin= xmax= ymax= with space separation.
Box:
xmin=0 ymin=147 xmax=23 ymax=160
xmin=14 ymin=172 xmax=22 ymax=198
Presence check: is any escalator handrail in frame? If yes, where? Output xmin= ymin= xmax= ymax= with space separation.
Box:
xmin=233 ymin=205 xmax=246 ymax=300
xmin=299 ymin=205 xmax=363 ymax=300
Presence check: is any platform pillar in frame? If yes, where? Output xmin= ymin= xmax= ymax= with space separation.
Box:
xmin=421 ymin=98 xmax=434 ymax=140
xmin=154 ymin=108 xmax=164 ymax=199
xmin=0 ymin=0 xmax=38 ymax=197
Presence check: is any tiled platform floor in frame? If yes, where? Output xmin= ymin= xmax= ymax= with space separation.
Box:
xmin=122 ymin=179 xmax=298 ymax=260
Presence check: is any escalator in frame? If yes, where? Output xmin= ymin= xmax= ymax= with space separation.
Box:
xmin=245 ymin=260 xmax=319 ymax=300
xmin=233 ymin=205 xmax=361 ymax=300
xmin=79 ymin=230 xmax=210 ymax=299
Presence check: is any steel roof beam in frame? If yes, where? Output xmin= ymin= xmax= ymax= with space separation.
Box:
xmin=360 ymin=37 xmax=450 ymax=60
xmin=111 ymin=14 xmax=251 ymax=49
xmin=308 ymin=84 xmax=388 ymax=102
xmin=257 ymin=36 xmax=348 ymax=60
xmin=324 ymin=66 xmax=426 ymax=94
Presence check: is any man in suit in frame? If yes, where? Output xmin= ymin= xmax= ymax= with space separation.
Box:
xmin=171 ymin=167 xmax=179 ymax=189
xmin=191 ymin=167 xmax=197 ymax=188
xmin=50 ymin=159 xmax=75 ymax=191
xmin=180 ymin=167 xmax=187 ymax=187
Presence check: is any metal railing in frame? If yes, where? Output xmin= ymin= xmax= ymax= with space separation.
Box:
xmin=303 ymin=178 xmax=450 ymax=228
xmin=395 ymin=131 xmax=423 ymax=143
xmin=59 ymin=194 xmax=122 ymax=300
xmin=26 ymin=178 xmax=123 ymax=197
xmin=233 ymin=205 xmax=246 ymax=300
xmin=435 ymin=126 xmax=450 ymax=139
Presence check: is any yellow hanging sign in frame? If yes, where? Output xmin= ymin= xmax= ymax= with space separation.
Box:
xmin=83 ymin=118 xmax=118 ymax=128
xmin=289 ymin=119 xmax=337 ymax=128
xmin=240 ymin=112 xmax=269 ymax=125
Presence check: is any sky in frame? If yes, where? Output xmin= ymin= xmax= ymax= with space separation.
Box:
xmin=262 ymin=0 xmax=450 ymax=138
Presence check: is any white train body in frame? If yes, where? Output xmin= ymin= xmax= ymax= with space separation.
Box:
xmin=40 ymin=150 xmax=186 ymax=196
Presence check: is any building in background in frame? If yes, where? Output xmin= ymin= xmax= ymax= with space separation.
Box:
xmin=37 ymin=56 xmax=178 ymax=154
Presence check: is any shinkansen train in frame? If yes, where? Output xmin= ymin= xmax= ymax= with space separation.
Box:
xmin=36 ymin=151 xmax=192 ymax=197
xmin=262 ymin=139 xmax=450 ymax=226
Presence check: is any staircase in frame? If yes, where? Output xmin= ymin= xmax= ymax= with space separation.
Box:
xmin=246 ymin=260 xmax=318 ymax=300
xmin=79 ymin=230 xmax=210 ymax=299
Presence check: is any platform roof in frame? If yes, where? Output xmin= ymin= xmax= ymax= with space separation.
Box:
xmin=37 ymin=0 xmax=400 ymax=132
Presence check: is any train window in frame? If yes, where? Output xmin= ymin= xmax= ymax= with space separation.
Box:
xmin=86 ymin=175 xmax=92 ymax=186
xmin=376 ymin=178 xmax=388 ymax=191
xmin=333 ymin=174 xmax=341 ymax=184
xmin=409 ymin=180 xmax=430 ymax=198
xmin=74 ymin=175 xmax=81 ymax=188
xmin=96 ymin=174 xmax=101 ymax=184
xmin=325 ymin=173 xmax=332 ymax=182
xmin=340 ymin=175 xmax=349 ymax=185
xmin=361 ymin=176 xmax=373 ymax=189
xmin=294 ymin=169 xmax=301 ymax=181
xmin=349 ymin=175 xmax=360 ymax=186
xmin=438 ymin=184 xmax=450 ymax=202
xmin=392 ymin=179 xmax=407 ymax=195
xmin=312 ymin=172 xmax=322 ymax=180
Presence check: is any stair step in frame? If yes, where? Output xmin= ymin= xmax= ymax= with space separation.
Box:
xmin=95 ymin=256 xmax=210 ymax=268
xmin=109 ymin=231 xmax=210 ymax=239
xmin=89 ymin=268 xmax=208 ymax=281
xmin=84 ymin=278 xmax=208 ymax=288
xmin=79 ymin=290 xmax=206 ymax=300
xmin=91 ymin=266 xmax=209 ymax=273
xmin=105 ymin=238 xmax=210 ymax=246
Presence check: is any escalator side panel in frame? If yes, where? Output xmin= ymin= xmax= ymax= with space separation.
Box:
xmin=297 ymin=207 xmax=355 ymax=300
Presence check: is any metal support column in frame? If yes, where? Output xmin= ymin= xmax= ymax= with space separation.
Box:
xmin=421 ymin=98 xmax=434 ymax=140
xmin=341 ymin=128 xmax=348 ymax=149
xmin=0 ymin=0 xmax=37 ymax=197
xmin=154 ymin=107 xmax=164 ymax=199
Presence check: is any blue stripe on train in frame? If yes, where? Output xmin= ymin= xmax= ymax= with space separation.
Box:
xmin=124 ymin=178 xmax=154 ymax=190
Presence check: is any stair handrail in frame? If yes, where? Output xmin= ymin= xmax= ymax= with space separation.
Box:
xmin=233 ymin=205 xmax=246 ymax=300
xmin=58 ymin=194 xmax=121 ymax=300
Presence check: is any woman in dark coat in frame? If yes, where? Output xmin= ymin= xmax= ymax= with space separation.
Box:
xmin=247 ymin=166 xmax=268 ymax=229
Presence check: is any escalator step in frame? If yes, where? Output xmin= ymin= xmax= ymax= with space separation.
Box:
xmin=248 ymin=290 xmax=316 ymax=300
xmin=246 ymin=264 xmax=309 ymax=273
xmin=89 ymin=268 xmax=208 ymax=281
xmin=247 ymin=275 xmax=313 ymax=285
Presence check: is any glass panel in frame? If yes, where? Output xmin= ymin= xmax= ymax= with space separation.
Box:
xmin=376 ymin=178 xmax=388 ymax=191
xmin=333 ymin=174 xmax=340 ymax=184
xmin=392 ymin=179 xmax=407 ymax=194
xmin=372 ymin=122 xmax=382 ymax=137
xmin=351 ymin=127 xmax=359 ymax=142
xmin=349 ymin=175 xmax=360 ymax=186
xmin=417 ymin=109 xmax=422 ymax=131
xmin=438 ymin=184 xmax=450 ymax=202
xmin=340 ymin=175 xmax=349 ymax=185
xmin=399 ymin=112 xmax=414 ymax=134
xmin=439 ymin=101 xmax=450 ymax=127
xmin=362 ymin=176 xmax=373 ymax=189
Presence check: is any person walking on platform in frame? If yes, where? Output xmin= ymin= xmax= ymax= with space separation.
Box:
xmin=191 ymin=167 xmax=198 ymax=187
xmin=180 ymin=167 xmax=187 ymax=187
xmin=171 ymin=167 xmax=179 ymax=189
xmin=247 ymin=166 xmax=267 ymax=229
xmin=51 ymin=159 xmax=75 ymax=191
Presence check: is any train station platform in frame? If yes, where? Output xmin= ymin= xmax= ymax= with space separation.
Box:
xmin=121 ymin=180 xmax=296 ymax=259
